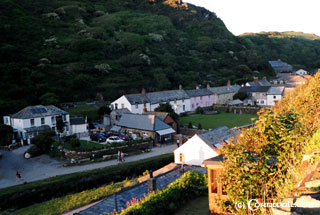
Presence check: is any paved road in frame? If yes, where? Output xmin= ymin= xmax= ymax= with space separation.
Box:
xmin=0 ymin=144 xmax=176 ymax=189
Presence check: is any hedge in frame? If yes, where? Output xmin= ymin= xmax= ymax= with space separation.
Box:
xmin=113 ymin=172 xmax=207 ymax=215
xmin=0 ymin=153 xmax=173 ymax=210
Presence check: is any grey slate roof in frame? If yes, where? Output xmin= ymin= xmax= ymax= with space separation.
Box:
xmin=228 ymin=99 xmax=243 ymax=105
xmin=125 ymin=90 xmax=190 ymax=105
xmin=24 ymin=125 xmax=51 ymax=132
xmin=112 ymin=108 xmax=131 ymax=115
xmin=70 ymin=117 xmax=86 ymax=125
xmin=185 ymin=88 xmax=214 ymax=97
xmin=146 ymin=90 xmax=190 ymax=104
xmin=239 ymin=86 xmax=271 ymax=93
xmin=267 ymin=86 xmax=285 ymax=95
xmin=117 ymin=114 xmax=171 ymax=131
xmin=209 ymin=85 xmax=240 ymax=95
xmin=11 ymin=105 xmax=68 ymax=119
xmin=269 ymin=60 xmax=291 ymax=68
xmin=197 ymin=126 xmax=236 ymax=149
xmin=125 ymin=94 xmax=149 ymax=105
xmin=142 ymin=112 xmax=169 ymax=121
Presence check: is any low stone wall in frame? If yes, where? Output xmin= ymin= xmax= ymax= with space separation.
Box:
xmin=212 ymin=105 xmax=261 ymax=114
xmin=64 ymin=142 xmax=151 ymax=161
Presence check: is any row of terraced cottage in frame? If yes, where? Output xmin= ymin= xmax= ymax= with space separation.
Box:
xmin=111 ymin=75 xmax=311 ymax=114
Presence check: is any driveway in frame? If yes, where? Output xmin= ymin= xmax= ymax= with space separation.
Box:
xmin=0 ymin=144 xmax=176 ymax=189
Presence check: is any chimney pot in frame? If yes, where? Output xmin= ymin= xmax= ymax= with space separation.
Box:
xmin=207 ymin=83 xmax=210 ymax=89
xmin=263 ymin=76 xmax=267 ymax=81
xmin=179 ymin=84 xmax=183 ymax=90
xmin=141 ymin=88 xmax=146 ymax=94
xmin=227 ymin=80 xmax=231 ymax=86
xmin=253 ymin=77 xmax=259 ymax=83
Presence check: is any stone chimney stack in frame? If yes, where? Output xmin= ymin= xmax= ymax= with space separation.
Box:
xmin=196 ymin=84 xmax=199 ymax=90
xmin=263 ymin=76 xmax=267 ymax=81
xmin=253 ymin=77 xmax=259 ymax=83
xmin=227 ymin=80 xmax=231 ymax=86
xmin=207 ymin=83 xmax=210 ymax=89
xmin=141 ymin=88 xmax=146 ymax=95
xmin=179 ymin=84 xmax=183 ymax=90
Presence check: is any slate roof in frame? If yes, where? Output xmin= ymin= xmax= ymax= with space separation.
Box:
xmin=197 ymin=126 xmax=236 ymax=150
xmin=112 ymin=108 xmax=131 ymax=115
xmin=70 ymin=117 xmax=86 ymax=125
xmin=228 ymin=99 xmax=243 ymax=105
xmin=124 ymin=90 xmax=190 ymax=105
xmin=146 ymin=90 xmax=190 ymax=104
xmin=247 ymin=80 xmax=271 ymax=87
xmin=267 ymin=86 xmax=285 ymax=95
xmin=142 ymin=112 xmax=169 ymax=121
xmin=269 ymin=60 xmax=291 ymax=68
xmin=117 ymin=114 xmax=171 ymax=131
xmin=24 ymin=125 xmax=51 ymax=132
xmin=185 ymin=88 xmax=213 ymax=97
xmin=239 ymin=86 xmax=271 ymax=93
xmin=11 ymin=105 xmax=68 ymax=119
xmin=209 ymin=85 xmax=240 ymax=95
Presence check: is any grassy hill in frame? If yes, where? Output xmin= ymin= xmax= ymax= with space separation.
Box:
xmin=240 ymin=31 xmax=320 ymax=71
xmin=0 ymin=0 xmax=273 ymax=116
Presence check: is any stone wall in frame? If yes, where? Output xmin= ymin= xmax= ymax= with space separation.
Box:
xmin=212 ymin=105 xmax=260 ymax=114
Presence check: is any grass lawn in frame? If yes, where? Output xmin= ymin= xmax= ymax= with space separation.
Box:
xmin=63 ymin=140 xmax=106 ymax=151
xmin=67 ymin=106 xmax=100 ymax=121
xmin=175 ymin=196 xmax=209 ymax=215
xmin=179 ymin=112 xmax=257 ymax=129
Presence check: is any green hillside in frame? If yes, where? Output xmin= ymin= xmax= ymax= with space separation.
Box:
xmin=0 ymin=0 xmax=273 ymax=116
xmin=240 ymin=31 xmax=320 ymax=71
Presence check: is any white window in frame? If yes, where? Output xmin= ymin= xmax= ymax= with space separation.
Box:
xmin=183 ymin=105 xmax=185 ymax=111
xmin=179 ymin=153 xmax=185 ymax=162
xmin=261 ymin=100 xmax=264 ymax=104
xmin=192 ymin=104 xmax=194 ymax=108
xmin=273 ymin=96 xmax=276 ymax=99
xmin=200 ymin=96 xmax=202 ymax=100
xmin=41 ymin=118 xmax=45 ymax=125
xmin=174 ymin=99 xmax=177 ymax=104
xmin=115 ymin=104 xmax=118 ymax=109
xmin=63 ymin=115 xmax=66 ymax=121
xmin=182 ymin=98 xmax=184 ymax=103
xmin=135 ymin=103 xmax=138 ymax=109
xmin=121 ymin=103 xmax=124 ymax=109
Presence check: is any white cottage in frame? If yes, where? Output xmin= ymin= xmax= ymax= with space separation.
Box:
xmin=3 ymin=105 xmax=70 ymax=145
xmin=111 ymin=87 xmax=191 ymax=114
xmin=174 ymin=126 xmax=236 ymax=166
xmin=70 ymin=117 xmax=88 ymax=137
xmin=266 ymin=86 xmax=285 ymax=106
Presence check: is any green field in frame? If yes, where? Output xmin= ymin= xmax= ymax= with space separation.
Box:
xmin=67 ymin=106 xmax=100 ymax=121
xmin=179 ymin=112 xmax=257 ymax=129
xmin=175 ymin=196 xmax=209 ymax=215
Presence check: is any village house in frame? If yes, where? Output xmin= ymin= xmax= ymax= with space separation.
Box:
xmin=142 ymin=111 xmax=178 ymax=131
xmin=209 ymin=81 xmax=241 ymax=104
xmin=70 ymin=117 xmax=88 ymax=137
xmin=266 ymin=86 xmax=285 ymax=106
xmin=239 ymin=86 xmax=271 ymax=106
xmin=245 ymin=76 xmax=271 ymax=87
xmin=185 ymin=86 xmax=215 ymax=111
xmin=3 ymin=105 xmax=70 ymax=145
xmin=110 ymin=108 xmax=131 ymax=125
xmin=174 ymin=126 xmax=235 ymax=166
xmin=295 ymin=69 xmax=308 ymax=75
xmin=110 ymin=86 xmax=191 ymax=114
xmin=116 ymin=113 xmax=176 ymax=143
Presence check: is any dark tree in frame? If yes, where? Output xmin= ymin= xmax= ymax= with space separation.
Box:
xmin=195 ymin=107 xmax=204 ymax=114
xmin=0 ymin=124 xmax=13 ymax=146
xmin=31 ymin=131 xmax=55 ymax=153
xmin=188 ymin=122 xmax=193 ymax=128
xmin=154 ymin=102 xmax=179 ymax=121
xmin=98 ymin=106 xmax=111 ymax=116
xmin=56 ymin=117 xmax=65 ymax=135
xmin=198 ymin=123 xmax=202 ymax=130
xmin=233 ymin=92 xmax=248 ymax=101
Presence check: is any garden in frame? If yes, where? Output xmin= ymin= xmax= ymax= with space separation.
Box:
xmin=179 ymin=111 xmax=257 ymax=129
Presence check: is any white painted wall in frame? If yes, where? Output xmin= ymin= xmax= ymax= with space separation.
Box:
xmin=111 ymin=96 xmax=134 ymax=112
xmin=174 ymin=135 xmax=219 ymax=166
xmin=150 ymin=99 xmax=191 ymax=114
xmin=267 ymin=94 xmax=282 ymax=106
xmin=71 ymin=124 xmax=88 ymax=134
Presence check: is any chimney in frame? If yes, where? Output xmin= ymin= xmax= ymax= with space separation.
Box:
xmin=253 ymin=77 xmax=259 ymax=83
xmin=207 ymin=83 xmax=210 ymax=89
xmin=227 ymin=80 xmax=231 ymax=86
xmin=179 ymin=84 xmax=183 ymax=90
xmin=196 ymin=84 xmax=199 ymax=90
xmin=263 ymin=76 xmax=267 ymax=81
xmin=141 ymin=88 xmax=146 ymax=94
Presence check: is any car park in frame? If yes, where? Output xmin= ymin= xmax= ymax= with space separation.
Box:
xmin=106 ymin=136 xmax=125 ymax=144
xmin=90 ymin=134 xmax=106 ymax=142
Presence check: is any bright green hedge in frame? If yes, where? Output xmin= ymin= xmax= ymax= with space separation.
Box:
xmin=0 ymin=153 xmax=173 ymax=210
xmin=114 ymin=172 xmax=207 ymax=215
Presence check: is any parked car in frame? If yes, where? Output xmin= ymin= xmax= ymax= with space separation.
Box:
xmin=101 ymin=131 xmax=111 ymax=138
xmin=107 ymin=136 xmax=125 ymax=144
xmin=90 ymin=134 xmax=106 ymax=142
xmin=118 ymin=132 xmax=129 ymax=141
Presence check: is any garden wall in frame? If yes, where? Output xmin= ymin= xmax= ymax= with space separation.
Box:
xmin=212 ymin=105 xmax=260 ymax=114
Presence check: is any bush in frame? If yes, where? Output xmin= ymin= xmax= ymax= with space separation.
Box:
xmin=118 ymin=172 xmax=207 ymax=215
xmin=69 ymin=138 xmax=81 ymax=149
xmin=31 ymin=131 xmax=55 ymax=153
xmin=0 ymin=154 xmax=173 ymax=210
xmin=0 ymin=124 xmax=13 ymax=146
xmin=197 ymin=123 xmax=202 ymax=130
xmin=24 ymin=145 xmax=42 ymax=159
xmin=195 ymin=107 xmax=204 ymax=114
xmin=188 ymin=122 xmax=193 ymax=128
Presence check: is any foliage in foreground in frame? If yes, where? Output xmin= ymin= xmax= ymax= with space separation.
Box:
xmin=14 ymin=180 xmax=138 ymax=215
xmin=0 ymin=153 xmax=173 ymax=210
xmin=220 ymin=72 xmax=320 ymax=214
xmin=113 ymin=172 xmax=207 ymax=215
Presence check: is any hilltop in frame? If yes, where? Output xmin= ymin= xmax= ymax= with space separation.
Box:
xmin=0 ymin=0 xmax=273 ymax=116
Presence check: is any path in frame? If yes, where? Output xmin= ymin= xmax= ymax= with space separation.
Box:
xmin=73 ymin=166 xmax=206 ymax=215
xmin=0 ymin=144 xmax=176 ymax=189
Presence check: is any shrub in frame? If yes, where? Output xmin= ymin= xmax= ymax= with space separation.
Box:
xmin=69 ymin=138 xmax=81 ymax=149
xmin=188 ymin=122 xmax=193 ymax=128
xmin=0 ymin=124 xmax=13 ymax=146
xmin=195 ymin=107 xmax=204 ymax=114
xmin=0 ymin=154 xmax=173 ymax=210
xmin=24 ymin=145 xmax=42 ymax=159
xmin=31 ymin=131 xmax=55 ymax=153
xmin=197 ymin=123 xmax=202 ymax=130
xmin=117 ymin=172 xmax=207 ymax=215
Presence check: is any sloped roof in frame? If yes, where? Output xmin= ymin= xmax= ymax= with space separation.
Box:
xmin=24 ymin=125 xmax=51 ymax=132
xmin=228 ymin=99 xmax=243 ymax=105
xmin=185 ymin=88 xmax=214 ymax=97
xmin=269 ymin=60 xmax=291 ymax=68
xmin=209 ymin=85 xmax=240 ymax=95
xmin=12 ymin=105 xmax=67 ymax=119
xmin=142 ymin=112 xmax=169 ymax=121
xmin=117 ymin=113 xmax=171 ymax=131
xmin=125 ymin=94 xmax=149 ymax=105
xmin=296 ymin=69 xmax=308 ymax=74
xmin=70 ymin=117 xmax=86 ymax=125
xmin=239 ymin=86 xmax=271 ymax=93
xmin=197 ymin=126 xmax=236 ymax=150
xmin=112 ymin=108 xmax=131 ymax=115
xmin=267 ymin=86 xmax=285 ymax=95
xmin=146 ymin=90 xmax=190 ymax=104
